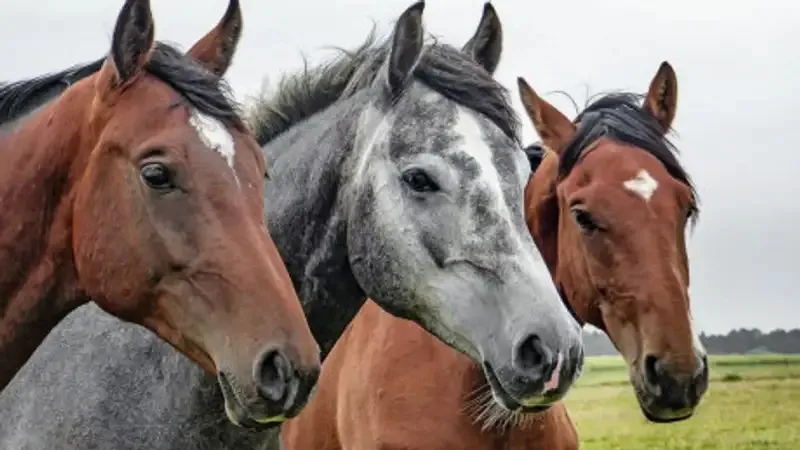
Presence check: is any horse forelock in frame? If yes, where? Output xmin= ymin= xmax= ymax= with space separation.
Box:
xmin=558 ymin=92 xmax=699 ymax=225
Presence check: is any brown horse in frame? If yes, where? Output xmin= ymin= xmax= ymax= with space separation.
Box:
xmin=280 ymin=61 xmax=709 ymax=449
xmin=0 ymin=0 xmax=321 ymax=426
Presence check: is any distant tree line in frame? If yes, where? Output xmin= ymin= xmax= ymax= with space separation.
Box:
xmin=581 ymin=328 xmax=800 ymax=356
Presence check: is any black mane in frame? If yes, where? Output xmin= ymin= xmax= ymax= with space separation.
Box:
xmin=0 ymin=58 xmax=104 ymax=123
xmin=0 ymin=42 xmax=242 ymax=129
xmin=558 ymin=92 xmax=699 ymax=221
xmin=247 ymin=31 xmax=520 ymax=146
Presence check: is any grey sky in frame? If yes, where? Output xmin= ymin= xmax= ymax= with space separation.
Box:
xmin=2 ymin=0 xmax=798 ymax=334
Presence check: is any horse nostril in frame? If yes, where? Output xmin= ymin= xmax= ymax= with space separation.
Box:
xmin=254 ymin=349 xmax=291 ymax=403
xmin=514 ymin=334 xmax=558 ymax=380
xmin=644 ymin=354 xmax=660 ymax=387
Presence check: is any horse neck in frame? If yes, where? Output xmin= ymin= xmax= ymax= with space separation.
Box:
xmin=261 ymin=97 xmax=367 ymax=360
xmin=0 ymin=86 xmax=91 ymax=388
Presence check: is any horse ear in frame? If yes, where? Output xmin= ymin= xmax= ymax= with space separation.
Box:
xmin=461 ymin=2 xmax=502 ymax=75
xmin=386 ymin=1 xmax=425 ymax=98
xmin=517 ymin=77 xmax=576 ymax=155
xmin=187 ymin=0 xmax=243 ymax=77
xmin=643 ymin=61 xmax=678 ymax=133
xmin=107 ymin=0 xmax=155 ymax=87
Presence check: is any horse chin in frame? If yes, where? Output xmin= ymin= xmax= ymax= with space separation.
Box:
xmin=639 ymin=401 xmax=695 ymax=423
xmin=632 ymin=380 xmax=695 ymax=423
xmin=519 ymin=403 xmax=552 ymax=414
xmin=641 ymin=406 xmax=694 ymax=423
xmin=217 ymin=372 xmax=285 ymax=429
xmin=481 ymin=362 xmax=553 ymax=414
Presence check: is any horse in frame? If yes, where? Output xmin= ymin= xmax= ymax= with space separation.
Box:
xmin=0 ymin=2 xmax=583 ymax=448
xmin=278 ymin=62 xmax=710 ymax=449
xmin=0 ymin=0 xmax=322 ymax=426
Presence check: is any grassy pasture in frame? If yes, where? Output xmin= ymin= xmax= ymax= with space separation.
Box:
xmin=565 ymin=354 xmax=800 ymax=449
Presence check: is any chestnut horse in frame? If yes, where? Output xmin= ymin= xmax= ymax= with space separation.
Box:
xmin=0 ymin=0 xmax=321 ymax=425
xmin=280 ymin=61 xmax=709 ymax=449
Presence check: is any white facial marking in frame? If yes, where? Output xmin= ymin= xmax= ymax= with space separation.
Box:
xmin=542 ymin=353 xmax=563 ymax=393
xmin=624 ymin=169 xmax=658 ymax=201
xmin=353 ymin=105 xmax=393 ymax=184
xmin=452 ymin=107 xmax=512 ymax=222
xmin=452 ymin=107 xmax=554 ymax=286
xmin=189 ymin=111 xmax=238 ymax=182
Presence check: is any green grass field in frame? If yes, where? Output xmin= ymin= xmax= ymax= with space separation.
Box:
xmin=564 ymin=354 xmax=800 ymax=449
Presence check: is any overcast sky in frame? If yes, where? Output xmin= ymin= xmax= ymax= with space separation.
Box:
xmin=2 ymin=0 xmax=798 ymax=334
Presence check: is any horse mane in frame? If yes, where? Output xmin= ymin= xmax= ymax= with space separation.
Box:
xmin=0 ymin=42 xmax=242 ymax=129
xmin=246 ymin=32 xmax=380 ymax=146
xmin=558 ymin=92 xmax=699 ymax=223
xmin=247 ymin=30 xmax=520 ymax=146
xmin=0 ymin=58 xmax=104 ymax=123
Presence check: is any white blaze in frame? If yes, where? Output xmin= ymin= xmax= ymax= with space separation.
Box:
xmin=451 ymin=107 xmax=551 ymax=276
xmin=189 ymin=111 xmax=237 ymax=182
xmin=451 ymin=107 xmax=511 ymax=222
xmin=624 ymin=169 xmax=658 ymax=201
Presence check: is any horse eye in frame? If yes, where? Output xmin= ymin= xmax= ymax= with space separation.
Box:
xmin=571 ymin=208 xmax=601 ymax=233
xmin=402 ymin=168 xmax=439 ymax=193
xmin=140 ymin=163 xmax=174 ymax=190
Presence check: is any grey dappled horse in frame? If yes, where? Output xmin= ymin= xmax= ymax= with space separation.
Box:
xmin=0 ymin=2 xmax=583 ymax=448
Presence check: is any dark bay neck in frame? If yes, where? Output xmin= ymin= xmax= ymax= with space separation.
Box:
xmin=260 ymin=99 xmax=367 ymax=359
